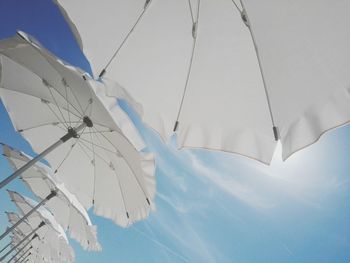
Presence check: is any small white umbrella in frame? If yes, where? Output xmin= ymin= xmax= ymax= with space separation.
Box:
xmin=6 ymin=213 xmax=39 ymax=263
xmin=2 ymin=144 xmax=101 ymax=251
xmin=1 ymin=214 xmax=40 ymax=263
xmin=56 ymin=0 xmax=350 ymax=164
xmin=7 ymin=191 xmax=75 ymax=263
xmin=0 ymin=32 xmax=156 ymax=226
xmin=7 ymin=214 xmax=60 ymax=263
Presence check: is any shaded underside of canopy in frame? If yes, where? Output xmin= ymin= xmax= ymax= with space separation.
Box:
xmin=55 ymin=0 xmax=350 ymax=164
xmin=0 ymin=34 xmax=156 ymax=226
xmin=3 ymin=144 xmax=101 ymax=251
xmin=8 ymin=191 xmax=75 ymax=263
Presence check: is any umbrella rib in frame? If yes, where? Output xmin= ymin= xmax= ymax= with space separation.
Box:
xmin=53 ymin=141 xmax=78 ymax=174
xmin=77 ymin=138 xmax=136 ymax=219
xmin=187 ymin=0 xmax=195 ymax=24
xmin=26 ymin=41 xmax=86 ymax=117
xmin=230 ymin=0 xmax=242 ymax=13
xmin=88 ymin=128 xmax=97 ymax=204
xmin=45 ymin=84 xmax=69 ymax=129
xmin=76 ymin=142 xmax=94 ymax=166
xmin=78 ymin=136 xmax=117 ymax=154
xmin=51 ymin=84 xmax=83 ymax=118
xmin=238 ymin=0 xmax=277 ymax=138
xmin=64 ymin=84 xmax=72 ymax=127
xmin=52 ymin=125 xmax=87 ymax=174
xmin=15 ymin=122 xmax=68 ymax=133
xmin=66 ymin=82 xmax=85 ymax=115
xmin=98 ymin=0 xmax=153 ymax=77
xmin=111 ymin=166 xmax=130 ymax=222
xmin=174 ymin=0 xmax=201 ymax=130
xmin=80 ymin=130 xmax=113 ymax=134
xmin=44 ymin=102 xmax=68 ymax=129
xmin=91 ymin=127 xmax=151 ymax=204
xmin=77 ymin=140 xmax=110 ymax=167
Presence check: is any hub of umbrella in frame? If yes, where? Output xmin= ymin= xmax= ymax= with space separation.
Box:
xmin=83 ymin=116 xmax=93 ymax=128
xmin=60 ymin=116 xmax=93 ymax=142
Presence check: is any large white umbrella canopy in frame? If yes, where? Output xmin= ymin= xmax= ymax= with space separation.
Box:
xmin=55 ymin=0 xmax=350 ymax=164
xmin=0 ymin=32 xmax=156 ymax=226
xmin=7 ymin=191 xmax=75 ymax=263
xmin=3 ymin=144 xmax=101 ymax=251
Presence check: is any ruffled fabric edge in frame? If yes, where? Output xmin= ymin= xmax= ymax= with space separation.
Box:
xmin=281 ymin=85 xmax=350 ymax=161
xmin=92 ymin=152 xmax=156 ymax=228
xmin=2 ymin=144 xmax=102 ymax=252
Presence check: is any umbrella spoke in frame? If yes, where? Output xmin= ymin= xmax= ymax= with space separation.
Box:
xmin=43 ymin=100 xmax=69 ymax=129
xmin=91 ymin=127 xmax=151 ymax=206
xmin=53 ymin=125 xmax=87 ymax=174
xmin=44 ymin=81 xmax=69 ymax=129
xmin=112 ymin=165 xmax=130 ymax=222
xmin=174 ymin=0 xmax=201 ymax=132
xmin=53 ymin=141 xmax=77 ymax=174
xmin=91 ymin=126 xmax=121 ymax=155
xmin=78 ymin=136 xmax=117 ymax=155
xmin=187 ymin=0 xmax=195 ymax=24
xmin=76 ymin=140 xmax=111 ymax=167
xmin=65 ymin=80 xmax=85 ymax=115
xmin=50 ymin=83 xmax=83 ymax=119
xmin=64 ymin=84 xmax=72 ymax=127
xmin=16 ymin=122 xmax=67 ymax=133
xmin=98 ymin=0 xmax=152 ymax=77
xmin=231 ymin=0 xmax=242 ymax=13
xmin=88 ymin=128 xmax=97 ymax=203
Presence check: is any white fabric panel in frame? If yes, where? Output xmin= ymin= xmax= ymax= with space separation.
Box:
xmin=56 ymin=0 xmax=350 ymax=163
xmin=0 ymin=34 xmax=156 ymax=226
xmin=7 ymin=192 xmax=74 ymax=263
xmin=240 ymin=0 xmax=350 ymax=159
xmin=0 ymin=33 xmax=145 ymax=150
xmin=3 ymin=144 xmax=101 ymax=251
xmin=54 ymin=0 xmax=277 ymax=163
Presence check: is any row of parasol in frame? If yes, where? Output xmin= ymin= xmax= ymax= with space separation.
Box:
xmin=0 ymin=31 xmax=156 ymax=262
xmin=2 ymin=0 xmax=350 ymax=262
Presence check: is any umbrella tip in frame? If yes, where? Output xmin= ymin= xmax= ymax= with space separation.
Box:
xmin=173 ymin=121 xmax=179 ymax=132
xmin=146 ymin=198 xmax=150 ymax=206
xmin=98 ymin=69 xmax=106 ymax=78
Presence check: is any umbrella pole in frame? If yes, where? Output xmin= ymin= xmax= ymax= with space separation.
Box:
xmin=0 ymin=192 xmax=56 ymax=241
xmin=12 ymin=246 xmax=32 ymax=263
xmin=0 ymin=118 xmax=91 ymax=190
xmin=0 ymin=241 xmax=11 ymax=254
xmin=0 ymin=222 xmax=42 ymax=262
xmin=14 ymin=252 xmax=31 ymax=263
xmin=5 ymin=244 xmax=32 ymax=263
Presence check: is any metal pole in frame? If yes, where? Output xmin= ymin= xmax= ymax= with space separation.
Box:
xmin=0 ymin=242 xmax=11 ymax=254
xmin=0 ymin=222 xmax=43 ymax=262
xmin=0 ymin=121 xmax=88 ymax=190
xmin=5 ymin=244 xmax=32 ymax=263
xmin=15 ymin=252 xmax=30 ymax=263
xmin=13 ymin=248 xmax=31 ymax=263
xmin=0 ymin=191 xmax=56 ymax=241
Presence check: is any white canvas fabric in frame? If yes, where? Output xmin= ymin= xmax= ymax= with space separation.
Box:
xmin=7 ymin=192 xmax=75 ymax=263
xmin=0 ymin=33 xmax=156 ymax=227
xmin=7 ymin=213 xmax=54 ymax=263
xmin=55 ymin=0 xmax=350 ymax=163
xmin=3 ymin=144 xmax=101 ymax=251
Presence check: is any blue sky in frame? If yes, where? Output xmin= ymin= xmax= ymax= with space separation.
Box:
xmin=1 ymin=0 xmax=350 ymax=262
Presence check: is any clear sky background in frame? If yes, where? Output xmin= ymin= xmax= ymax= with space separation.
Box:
xmin=1 ymin=1 xmax=350 ymax=262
